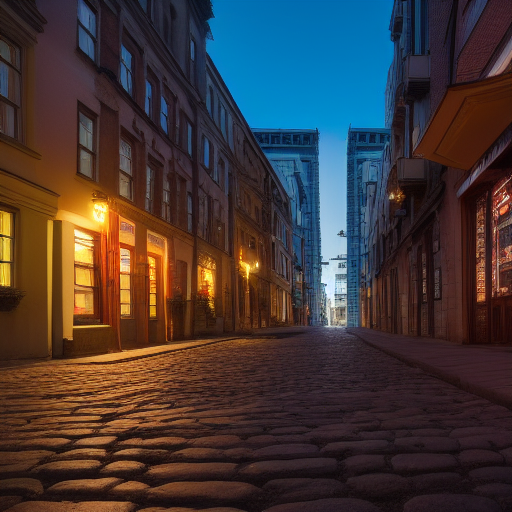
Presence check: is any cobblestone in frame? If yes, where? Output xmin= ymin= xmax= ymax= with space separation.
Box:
xmin=0 ymin=329 xmax=511 ymax=511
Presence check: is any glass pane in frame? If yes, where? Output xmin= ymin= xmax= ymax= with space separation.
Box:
xmin=120 ymin=289 xmax=131 ymax=304
xmin=0 ymin=262 xmax=11 ymax=286
xmin=149 ymin=305 xmax=157 ymax=317
xmin=120 ymin=274 xmax=130 ymax=289
xmin=149 ymin=293 xmax=156 ymax=306
xmin=0 ymin=38 xmax=20 ymax=68
xmin=78 ymin=0 xmax=96 ymax=36
xmin=79 ymin=113 xmax=93 ymax=149
xmin=80 ymin=149 xmax=93 ymax=178
xmin=0 ymin=101 xmax=16 ymax=138
xmin=0 ymin=211 xmax=12 ymax=236
xmin=120 ymin=248 xmax=131 ymax=272
xmin=121 ymin=304 xmax=131 ymax=317
xmin=0 ymin=62 xmax=20 ymax=105
xmin=476 ymin=194 xmax=487 ymax=303
xmin=75 ymin=289 xmax=94 ymax=315
xmin=78 ymin=27 xmax=95 ymax=60
xmin=145 ymin=80 xmax=152 ymax=115
xmin=119 ymin=173 xmax=132 ymax=199
xmin=0 ymin=236 xmax=12 ymax=261
xmin=76 ymin=266 xmax=94 ymax=286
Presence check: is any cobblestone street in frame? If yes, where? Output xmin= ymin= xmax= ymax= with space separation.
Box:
xmin=1 ymin=328 xmax=511 ymax=512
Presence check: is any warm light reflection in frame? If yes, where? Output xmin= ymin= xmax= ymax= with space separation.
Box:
xmin=93 ymin=202 xmax=107 ymax=223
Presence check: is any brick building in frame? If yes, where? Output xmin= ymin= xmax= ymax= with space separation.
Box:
xmin=362 ymin=0 xmax=512 ymax=343
xmin=0 ymin=0 xmax=292 ymax=360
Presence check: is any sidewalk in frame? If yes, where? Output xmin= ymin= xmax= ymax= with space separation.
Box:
xmin=0 ymin=326 xmax=308 ymax=369
xmin=348 ymin=327 xmax=512 ymax=410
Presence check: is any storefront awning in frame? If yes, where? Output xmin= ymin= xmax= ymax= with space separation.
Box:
xmin=414 ymin=73 xmax=512 ymax=170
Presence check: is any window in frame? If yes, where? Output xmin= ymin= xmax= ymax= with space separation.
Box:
xmin=271 ymin=133 xmax=280 ymax=144
xmin=163 ymin=174 xmax=171 ymax=222
xmin=148 ymin=255 xmax=157 ymax=318
xmin=145 ymin=166 xmax=155 ymax=213
xmin=0 ymin=36 xmax=21 ymax=139
xmin=0 ymin=210 xmax=14 ymax=287
xmin=145 ymin=79 xmax=153 ymax=118
xmin=220 ymin=104 xmax=227 ymax=139
xmin=186 ymin=120 xmax=193 ymax=157
xmin=207 ymin=86 xmax=214 ymax=116
xmin=160 ymin=96 xmax=169 ymax=134
xmin=120 ymin=44 xmax=133 ymax=95
xmin=412 ymin=0 xmax=428 ymax=55
xmin=203 ymin=136 xmax=211 ymax=169
xmin=189 ymin=38 xmax=196 ymax=83
xmin=78 ymin=108 xmax=95 ymax=179
xmin=120 ymin=247 xmax=132 ymax=317
xmin=187 ymin=192 xmax=193 ymax=232
xmin=358 ymin=133 xmax=367 ymax=143
xmin=77 ymin=0 xmax=96 ymax=61
xmin=74 ymin=229 xmax=99 ymax=322
xmin=216 ymin=157 xmax=224 ymax=188
xmin=119 ymin=139 xmax=133 ymax=200
xmin=369 ymin=133 xmax=376 ymax=143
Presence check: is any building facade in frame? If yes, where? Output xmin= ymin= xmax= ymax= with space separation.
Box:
xmin=252 ymin=129 xmax=322 ymax=326
xmin=321 ymin=254 xmax=347 ymax=326
xmin=0 ymin=0 xmax=292 ymax=360
xmin=361 ymin=0 xmax=512 ymax=344
xmin=346 ymin=128 xmax=389 ymax=327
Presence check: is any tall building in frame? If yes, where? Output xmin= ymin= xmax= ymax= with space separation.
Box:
xmin=346 ymin=128 xmax=389 ymax=327
xmin=361 ymin=0 xmax=512 ymax=344
xmin=252 ymin=129 xmax=322 ymax=325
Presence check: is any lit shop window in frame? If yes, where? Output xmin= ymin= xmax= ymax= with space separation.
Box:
xmin=493 ymin=176 xmax=512 ymax=298
xmin=148 ymin=255 xmax=157 ymax=318
xmin=120 ymin=247 xmax=132 ymax=317
xmin=74 ymin=229 xmax=99 ymax=321
xmin=0 ymin=210 xmax=14 ymax=287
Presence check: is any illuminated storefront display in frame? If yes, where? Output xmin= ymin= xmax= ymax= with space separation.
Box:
xmin=120 ymin=248 xmax=131 ymax=317
xmin=493 ymin=177 xmax=512 ymax=298
xmin=74 ymin=229 xmax=98 ymax=321
xmin=148 ymin=255 xmax=157 ymax=318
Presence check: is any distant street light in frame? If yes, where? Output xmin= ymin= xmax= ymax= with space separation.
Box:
xmin=337 ymin=230 xmax=346 ymax=237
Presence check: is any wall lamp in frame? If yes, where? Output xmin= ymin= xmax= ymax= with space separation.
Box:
xmin=92 ymin=191 xmax=108 ymax=223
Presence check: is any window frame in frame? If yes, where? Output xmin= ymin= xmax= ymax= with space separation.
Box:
xmin=145 ymin=165 xmax=155 ymax=213
xmin=119 ymin=137 xmax=133 ymax=200
xmin=0 ymin=35 xmax=22 ymax=141
xmin=73 ymin=228 xmax=101 ymax=324
xmin=120 ymin=43 xmax=134 ymax=96
xmin=0 ymin=208 xmax=15 ymax=287
xmin=202 ymin=135 xmax=212 ymax=170
xmin=120 ymin=245 xmax=132 ymax=318
xmin=77 ymin=104 xmax=96 ymax=180
xmin=77 ymin=0 xmax=97 ymax=62
xmin=144 ymin=78 xmax=154 ymax=119
xmin=148 ymin=254 xmax=158 ymax=318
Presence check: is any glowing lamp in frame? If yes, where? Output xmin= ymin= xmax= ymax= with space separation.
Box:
xmin=92 ymin=191 xmax=108 ymax=223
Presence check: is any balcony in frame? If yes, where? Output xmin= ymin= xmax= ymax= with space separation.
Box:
xmin=397 ymin=157 xmax=427 ymax=185
xmin=404 ymin=55 xmax=430 ymax=98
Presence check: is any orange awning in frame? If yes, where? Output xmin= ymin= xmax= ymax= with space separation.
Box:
xmin=414 ymin=73 xmax=512 ymax=170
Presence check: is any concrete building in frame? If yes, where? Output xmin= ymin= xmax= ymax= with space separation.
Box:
xmin=0 ymin=0 xmax=292 ymax=360
xmin=346 ymin=128 xmax=389 ymax=327
xmin=252 ymin=129 xmax=322 ymax=326
xmin=361 ymin=0 xmax=512 ymax=344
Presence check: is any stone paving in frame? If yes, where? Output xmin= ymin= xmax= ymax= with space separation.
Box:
xmin=0 ymin=328 xmax=511 ymax=512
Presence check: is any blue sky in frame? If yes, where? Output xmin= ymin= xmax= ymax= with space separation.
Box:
xmin=207 ymin=0 xmax=393 ymax=260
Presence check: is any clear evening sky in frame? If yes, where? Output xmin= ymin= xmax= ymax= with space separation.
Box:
xmin=207 ymin=0 xmax=393 ymax=261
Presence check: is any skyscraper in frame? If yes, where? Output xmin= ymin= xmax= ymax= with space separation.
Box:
xmin=252 ymin=129 xmax=322 ymax=325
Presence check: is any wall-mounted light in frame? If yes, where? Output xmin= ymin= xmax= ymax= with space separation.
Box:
xmin=389 ymin=188 xmax=405 ymax=204
xmin=92 ymin=191 xmax=108 ymax=223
